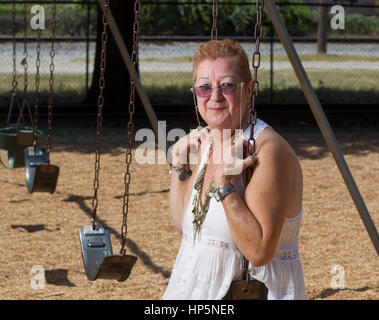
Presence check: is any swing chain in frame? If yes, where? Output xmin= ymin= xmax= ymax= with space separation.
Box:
xmin=46 ymin=0 xmax=56 ymax=164
xmin=32 ymin=24 xmax=42 ymax=149
xmin=22 ymin=1 xmax=29 ymax=99
xmin=15 ymin=2 xmax=33 ymax=127
xmin=11 ymin=0 xmax=18 ymax=97
xmin=91 ymin=0 xmax=109 ymax=229
xmin=247 ymin=0 xmax=264 ymax=179
xmin=211 ymin=0 xmax=218 ymax=40
xmin=120 ymin=0 xmax=140 ymax=255
xmin=7 ymin=0 xmax=21 ymax=126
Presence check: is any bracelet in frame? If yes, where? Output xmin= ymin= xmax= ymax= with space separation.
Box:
xmin=169 ymin=164 xmax=192 ymax=181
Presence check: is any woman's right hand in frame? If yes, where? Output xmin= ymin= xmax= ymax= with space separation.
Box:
xmin=171 ymin=126 xmax=211 ymax=167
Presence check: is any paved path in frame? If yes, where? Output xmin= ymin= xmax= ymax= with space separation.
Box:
xmin=0 ymin=41 xmax=377 ymax=74
xmin=139 ymin=60 xmax=379 ymax=72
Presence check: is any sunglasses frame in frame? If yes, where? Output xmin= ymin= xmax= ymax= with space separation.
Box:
xmin=191 ymin=82 xmax=245 ymax=98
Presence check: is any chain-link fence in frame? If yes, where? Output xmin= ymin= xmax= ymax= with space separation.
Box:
xmin=0 ymin=0 xmax=378 ymax=113
xmin=139 ymin=36 xmax=379 ymax=106
xmin=0 ymin=0 xmax=97 ymax=112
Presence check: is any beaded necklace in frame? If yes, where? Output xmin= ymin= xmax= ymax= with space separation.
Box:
xmin=192 ymin=139 xmax=215 ymax=242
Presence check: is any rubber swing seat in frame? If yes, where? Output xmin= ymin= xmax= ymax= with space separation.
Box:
xmin=0 ymin=126 xmax=43 ymax=169
xmin=79 ymin=224 xmax=137 ymax=282
xmin=24 ymin=146 xmax=59 ymax=194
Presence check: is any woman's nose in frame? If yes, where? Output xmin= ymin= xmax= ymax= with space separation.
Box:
xmin=209 ymin=86 xmax=223 ymax=101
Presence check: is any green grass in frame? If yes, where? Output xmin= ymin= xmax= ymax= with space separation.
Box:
xmin=0 ymin=65 xmax=377 ymax=108
xmin=140 ymin=68 xmax=379 ymax=105
xmin=140 ymin=53 xmax=379 ymax=64
xmin=266 ymin=53 xmax=379 ymax=63
xmin=140 ymin=56 xmax=194 ymax=63
xmin=70 ymin=58 xmax=95 ymax=64
xmin=0 ymin=73 xmax=88 ymax=106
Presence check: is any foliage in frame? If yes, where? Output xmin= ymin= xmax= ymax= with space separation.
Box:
xmin=0 ymin=1 xmax=98 ymax=36
xmin=0 ymin=1 xmax=377 ymax=37
xmin=275 ymin=0 xmax=319 ymax=36
xmin=345 ymin=14 xmax=379 ymax=36
xmin=139 ymin=0 xmax=267 ymax=36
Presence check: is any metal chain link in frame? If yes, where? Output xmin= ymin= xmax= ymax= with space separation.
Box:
xmin=211 ymin=0 xmax=218 ymax=40
xmin=120 ymin=0 xmax=140 ymax=255
xmin=46 ymin=0 xmax=56 ymax=164
xmin=7 ymin=0 xmax=20 ymax=125
xmin=11 ymin=0 xmax=18 ymax=96
xmin=14 ymin=3 xmax=30 ymax=127
xmin=17 ymin=1 xmax=32 ymax=126
xmin=91 ymin=0 xmax=109 ymax=229
xmin=32 ymin=22 xmax=42 ymax=149
xmin=247 ymin=0 xmax=264 ymax=180
xmin=22 ymin=1 xmax=28 ymax=97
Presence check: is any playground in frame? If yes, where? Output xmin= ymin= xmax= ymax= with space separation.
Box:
xmin=0 ymin=120 xmax=378 ymax=300
xmin=0 ymin=0 xmax=378 ymax=300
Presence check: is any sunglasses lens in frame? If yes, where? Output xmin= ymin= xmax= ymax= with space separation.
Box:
xmin=195 ymin=87 xmax=212 ymax=98
xmin=220 ymin=83 xmax=237 ymax=95
xmin=193 ymin=83 xmax=239 ymax=97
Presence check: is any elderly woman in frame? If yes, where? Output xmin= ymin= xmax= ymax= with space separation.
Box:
xmin=163 ymin=39 xmax=306 ymax=300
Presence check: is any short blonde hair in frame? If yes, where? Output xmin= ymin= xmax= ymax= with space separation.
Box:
xmin=192 ymin=39 xmax=252 ymax=83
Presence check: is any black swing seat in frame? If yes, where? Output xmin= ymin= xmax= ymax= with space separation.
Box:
xmin=79 ymin=224 xmax=137 ymax=282
xmin=0 ymin=126 xmax=43 ymax=169
xmin=24 ymin=146 xmax=59 ymax=194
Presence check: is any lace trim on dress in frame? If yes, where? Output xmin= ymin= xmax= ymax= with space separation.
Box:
xmin=182 ymin=232 xmax=239 ymax=251
xmin=274 ymin=248 xmax=299 ymax=260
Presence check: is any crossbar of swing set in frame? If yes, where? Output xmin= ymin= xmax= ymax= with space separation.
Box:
xmin=3 ymin=0 xmax=379 ymax=7
xmin=97 ymin=0 xmax=379 ymax=256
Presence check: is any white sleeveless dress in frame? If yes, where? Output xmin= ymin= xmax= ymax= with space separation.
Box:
xmin=163 ymin=119 xmax=306 ymax=300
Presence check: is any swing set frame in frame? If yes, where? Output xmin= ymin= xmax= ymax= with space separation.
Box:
xmin=96 ymin=0 xmax=378 ymax=256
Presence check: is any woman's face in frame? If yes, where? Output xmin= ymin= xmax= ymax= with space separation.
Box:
xmin=194 ymin=57 xmax=250 ymax=131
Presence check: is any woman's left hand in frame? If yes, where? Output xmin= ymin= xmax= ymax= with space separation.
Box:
xmin=213 ymin=135 xmax=257 ymax=187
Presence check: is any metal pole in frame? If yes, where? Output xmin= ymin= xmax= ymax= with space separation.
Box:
xmin=97 ymin=0 xmax=161 ymax=138
xmin=85 ymin=1 xmax=90 ymax=95
xmin=270 ymin=23 xmax=274 ymax=103
xmin=265 ymin=0 xmax=379 ymax=255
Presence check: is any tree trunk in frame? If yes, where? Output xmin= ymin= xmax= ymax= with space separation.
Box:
xmin=317 ymin=0 xmax=329 ymax=53
xmin=85 ymin=0 xmax=140 ymax=113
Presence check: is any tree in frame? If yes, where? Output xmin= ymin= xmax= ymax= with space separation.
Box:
xmin=317 ymin=0 xmax=329 ymax=53
xmin=85 ymin=0 xmax=140 ymax=113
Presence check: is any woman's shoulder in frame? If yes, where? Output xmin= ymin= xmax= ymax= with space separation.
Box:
xmin=256 ymin=126 xmax=299 ymax=168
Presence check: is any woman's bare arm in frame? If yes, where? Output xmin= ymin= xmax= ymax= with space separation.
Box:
xmin=220 ymin=130 xmax=302 ymax=266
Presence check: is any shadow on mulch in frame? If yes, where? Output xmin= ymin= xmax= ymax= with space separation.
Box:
xmin=114 ymin=189 xmax=169 ymax=198
xmin=275 ymin=124 xmax=379 ymax=160
xmin=0 ymin=179 xmax=25 ymax=188
xmin=62 ymin=194 xmax=171 ymax=279
xmin=11 ymin=224 xmax=60 ymax=233
xmin=42 ymin=120 xmax=379 ymax=161
xmin=45 ymin=269 xmax=76 ymax=287
xmin=311 ymin=286 xmax=371 ymax=299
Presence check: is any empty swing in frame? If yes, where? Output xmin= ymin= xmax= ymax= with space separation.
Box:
xmin=24 ymin=0 xmax=59 ymax=194
xmin=0 ymin=0 xmax=43 ymax=169
xmin=79 ymin=0 xmax=138 ymax=282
